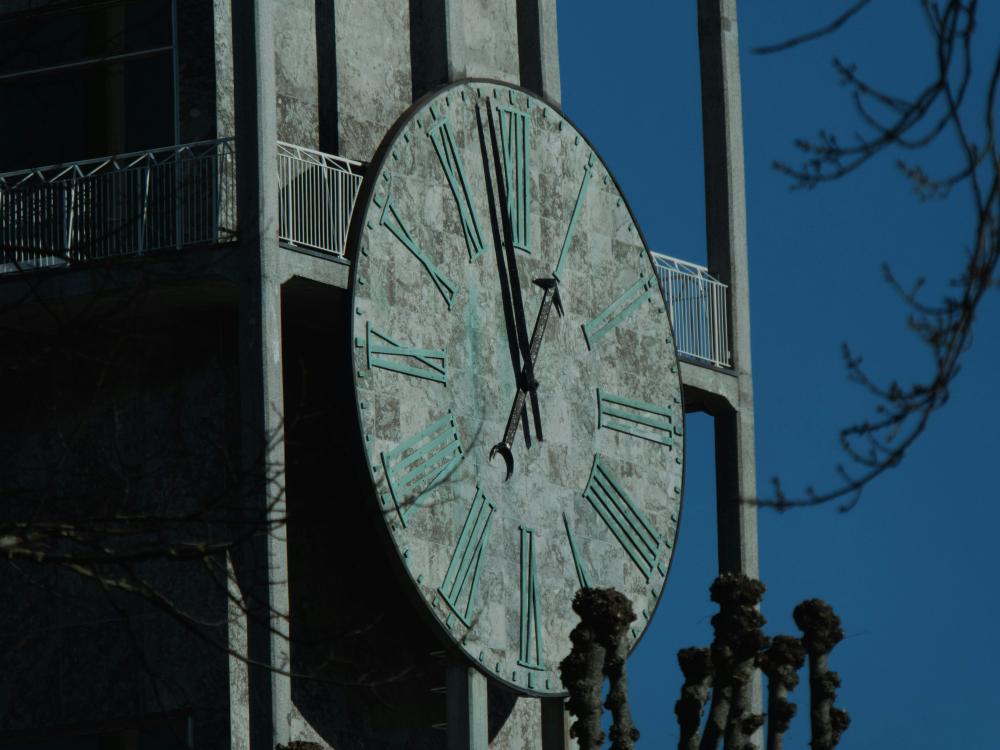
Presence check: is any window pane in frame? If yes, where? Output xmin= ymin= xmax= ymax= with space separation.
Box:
xmin=0 ymin=0 xmax=173 ymax=77
xmin=0 ymin=6 xmax=175 ymax=172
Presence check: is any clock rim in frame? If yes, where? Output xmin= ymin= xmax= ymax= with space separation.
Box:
xmin=345 ymin=76 xmax=688 ymax=697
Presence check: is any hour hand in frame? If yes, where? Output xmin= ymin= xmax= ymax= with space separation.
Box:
xmin=489 ymin=279 xmax=560 ymax=480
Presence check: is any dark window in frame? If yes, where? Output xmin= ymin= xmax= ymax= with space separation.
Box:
xmin=0 ymin=0 xmax=175 ymax=173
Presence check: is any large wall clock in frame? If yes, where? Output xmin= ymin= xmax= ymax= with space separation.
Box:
xmin=348 ymin=79 xmax=684 ymax=696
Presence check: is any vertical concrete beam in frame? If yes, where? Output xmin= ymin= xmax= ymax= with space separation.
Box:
xmin=228 ymin=554 xmax=251 ymax=750
xmin=231 ymin=1 xmax=291 ymax=748
xmin=447 ymin=663 xmax=489 ymax=750
xmin=696 ymin=0 xmax=758 ymax=578
xmin=536 ymin=0 xmax=560 ymax=105
xmin=516 ymin=0 xmax=561 ymax=105
xmin=697 ymin=1 xmax=761 ymax=741
xmin=444 ymin=0 xmax=467 ymax=81
xmin=540 ymin=697 xmax=572 ymax=749
xmin=409 ymin=0 xmax=448 ymax=100
xmin=214 ymin=0 xmax=235 ymax=139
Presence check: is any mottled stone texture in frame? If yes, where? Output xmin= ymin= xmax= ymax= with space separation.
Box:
xmin=214 ymin=0 xmax=235 ymax=140
xmin=352 ymin=83 xmax=683 ymax=700
xmin=219 ymin=0 xmax=322 ymax=146
xmin=333 ymin=0 xmax=413 ymax=162
xmin=462 ymin=0 xmax=519 ymax=83
xmin=211 ymin=0 xmax=544 ymax=155
xmin=274 ymin=0 xmax=320 ymax=147
xmin=0 ymin=305 xmax=239 ymax=747
xmin=489 ymin=688 xmax=540 ymax=749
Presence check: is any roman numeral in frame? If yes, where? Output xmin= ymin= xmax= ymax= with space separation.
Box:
xmin=581 ymin=273 xmax=658 ymax=349
xmin=374 ymin=187 xmax=458 ymax=308
xmin=582 ymin=456 xmax=663 ymax=580
xmin=439 ymin=487 xmax=496 ymax=626
xmin=518 ymin=527 xmax=545 ymax=670
xmin=497 ymin=105 xmax=531 ymax=253
xmin=597 ymin=389 xmax=675 ymax=447
xmin=428 ymin=110 xmax=487 ymax=262
xmin=563 ymin=513 xmax=592 ymax=590
xmin=365 ymin=321 xmax=447 ymax=384
xmin=380 ymin=412 xmax=463 ymax=526
xmin=553 ymin=153 xmax=595 ymax=281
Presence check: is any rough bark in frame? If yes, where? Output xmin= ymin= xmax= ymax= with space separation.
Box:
xmin=793 ymin=599 xmax=850 ymax=750
xmin=712 ymin=574 xmax=767 ymax=750
xmin=601 ymin=591 xmax=639 ymax=749
xmin=759 ymin=635 xmax=806 ymax=750
xmin=699 ymin=681 xmax=731 ymax=750
xmin=560 ymin=588 xmax=640 ymax=750
xmin=675 ymin=647 xmax=713 ymax=750
xmin=560 ymin=595 xmax=607 ymax=750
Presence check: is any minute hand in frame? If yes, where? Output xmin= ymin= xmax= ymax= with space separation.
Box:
xmin=490 ymin=278 xmax=561 ymax=481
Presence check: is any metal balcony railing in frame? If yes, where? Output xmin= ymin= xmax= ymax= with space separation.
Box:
xmin=0 ymin=139 xmax=237 ymax=271
xmin=652 ymin=252 xmax=731 ymax=369
xmin=0 ymin=138 xmax=365 ymax=273
xmin=276 ymin=141 xmax=363 ymax=257
xmin=0 ymin=142 xmax=730 ymax=371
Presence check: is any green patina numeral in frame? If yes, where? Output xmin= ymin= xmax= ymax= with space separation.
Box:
xmin=597 ymin=389 xmax=674 ymax=447
xmin=439 ymin=486 xmax=495 ymax=626
xmin=553 ymin=153 xmax=595 ymax=281
xmin=582 ymin=455 xmax=663 ymax=580
xmin=428 ymin=110 xmax=487 ymax=262
xmin=380 ymin=412 xmax=463 ymax=526
xmin=518 ymin=527 xmax=545 ymax=670
xmin=497 ymin=105 xmax=531 ymax=253
xmin=563 ymin=513 xmax=592 ymax=590
xmin=375 ymin=187 xmax=458 ymax=308
xmin=582 ymin=273 xmax=657 ymax=349
xmin=366 ymin=321 xmax=447 ymax=384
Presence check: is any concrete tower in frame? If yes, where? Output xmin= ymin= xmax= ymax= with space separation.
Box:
xmin=0 ymin=1 xmax=755 ymax=748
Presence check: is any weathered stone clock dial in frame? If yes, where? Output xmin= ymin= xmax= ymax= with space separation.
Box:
xmin=349 ymin=79 xmax=684 ymax=696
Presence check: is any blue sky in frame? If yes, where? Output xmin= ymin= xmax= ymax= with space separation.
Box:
xmin=558 ymin=3 xmax=1000 ymax=748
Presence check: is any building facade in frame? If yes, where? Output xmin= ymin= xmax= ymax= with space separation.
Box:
xmin=0 ymin=1 xmax=755 ymax=748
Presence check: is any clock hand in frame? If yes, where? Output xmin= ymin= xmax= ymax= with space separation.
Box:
xmin=490 ymin=277 xmax=561 ymax=480
xmin=475 ymin=101 xmax=534 ymax=448
xmin=484 ymin=98 xmax=546 ymax=444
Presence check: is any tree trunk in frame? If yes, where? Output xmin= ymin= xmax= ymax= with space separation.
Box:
xmin=605 ymin=628 xmax=639 ymax=750
xmin=675 ymin=647 xmax=712 ymax=750
xmin=793 ymin=599 xmax=850 ymax=750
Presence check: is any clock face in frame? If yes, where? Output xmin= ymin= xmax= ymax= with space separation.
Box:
xmin=349 ymin=80 xmax=684 ymax=696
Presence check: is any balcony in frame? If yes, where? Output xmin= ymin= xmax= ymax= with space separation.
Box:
xmin=0 ymin=138 xmax=363 ymax=271
xmin=0 ymin=139 xmax=237 ymax=269
xmin=652 ymin=253 xmax=731 ymax=369
xmin=276 ymin=142 xmax=364 ymax=256
xmin=0 ymin=140 xmax=730 ymax=370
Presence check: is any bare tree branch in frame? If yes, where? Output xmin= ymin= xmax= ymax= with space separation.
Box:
xmin=753 ymin=0 xmax=873 ymax=55
xmin=750 ymin=1 xmax=999 ymax=511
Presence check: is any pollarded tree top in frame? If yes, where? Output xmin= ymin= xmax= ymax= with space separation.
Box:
xmin=793 ymin=599 xmax=844 ymax=654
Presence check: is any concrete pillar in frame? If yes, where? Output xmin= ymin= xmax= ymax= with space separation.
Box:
xmin=541 ymin=697 xmax=572 ymax=749
xmin=231 ymin=0 xmax=291 ymax=747
xmin=516 ymin=0 xmax=561 ymax=105
xmin=696 ymin=0 xmax=758 ymax=578
xmin=697 ymin=0 xmax=761 ymax=739
xmin=447 ymin=663 xmax=489 ymax=750
xmin=443 ymin=0 xmax=467 ymax=81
